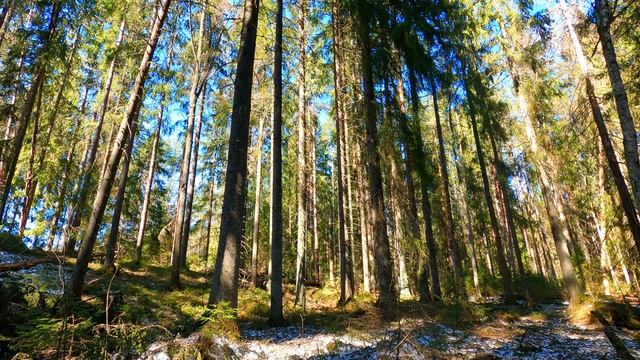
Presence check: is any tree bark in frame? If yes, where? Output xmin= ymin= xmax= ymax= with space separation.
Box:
xmin=103 ymin=120 xmax=138 ymax=271
xmin=208 ymin=0 xmax=259 ymax=308
xmin=594 ymin=0 xmax=640 ymax=211
xmin=181 ymin=83 xmax=206 ymax=269
xmin=357 ymin=1 xmax=396 ymax=310
xmin=70 ymin=0 xmax=172 ymax=298
xmin=250 ymin=114 xmax=266 ymax=286
xmin=269 ymin=0 xmax=283 ymax=324
xmin=134 ymin=105 xmax=163 ymax=263
xmin=295 ymin=0 xmax=308 ymax=310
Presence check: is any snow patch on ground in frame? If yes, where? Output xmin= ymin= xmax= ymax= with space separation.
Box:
xmin=140 ymin=304 xmax=638 ymax=359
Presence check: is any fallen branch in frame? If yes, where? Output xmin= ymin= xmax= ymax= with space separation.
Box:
xmin=591 ymin=310 xmax=634 ymax=360
xmin=0 ymin=257 xmax=54 ymax=271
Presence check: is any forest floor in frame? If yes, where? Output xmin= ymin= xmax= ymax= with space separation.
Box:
xmin=1 ymin=250 xmax=639 ymax=359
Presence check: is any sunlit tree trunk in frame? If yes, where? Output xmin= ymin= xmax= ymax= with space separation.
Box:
xmin=209 ymin=0 xmax=259 ymax=308
xmin=182 ymin=84 xmax=206 ymax=269
xmin=562 ymin=0 xmax=640 ymax=255
xmin=250 ymin=114 xmax=266 ymax=286
xmin=20 ymin=85 xmax=43 ymax=235
xmin=594 ymin=0 xmax=640 ymax=210
xmin=294 ymin=0 xmax=308 ymax=310
xmin=134 ymin=105 xmax=163 ymax=263
xmin=104 ymin=117 xmax=139 ymax=271
xmin=70 ymin=0 xmax=172 ymax=297
xmin=172 ymin=10 xmax=207 ymax=286
xmin=64 ymin=19 xmax=125 ymax=253
xmin=310 ymin=117 xmax=320 ymax=283
xmin=356 ymin=149 xmax=370 ymax=294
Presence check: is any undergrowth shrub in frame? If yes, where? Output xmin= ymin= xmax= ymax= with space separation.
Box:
xmin=513 ymin=273 xmax=561 ymax=304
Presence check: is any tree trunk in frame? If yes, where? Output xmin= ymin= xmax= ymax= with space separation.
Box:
xmin=487 ymin=119 xmax=525 ymax=275
xmin=269 ymin=0 xmax=283 ymax=324
xmin=19 ymin=34 xmax=80 ymax=236
xmin=430 ymin=78 xmax=465 ymax=296
xmin=295 ymin=0 xmax=307 ymax=310
xmin=0 ymin=0 xmax=14 ymax=50
xmin=104 ymin=120 xmax=138 ymax=271
xmin=47 ymin=145 xmax=76 ymax=250
xmin=356 ymin=149 xmax=370 ymax=294
xmin=181 ymin=82 xmax=206 ymax=269
xmin=204 ymin=180 xmax=216 ymax=266
xmin=70 ymin=0 xmax=172 ymax=298
xmin=561 ymin=3 xmax=640 ymax=255
xmin=464 ymin=75 xmax=515 ymax=304
xmin=172 ymin=10 xmax=207 ymax=286
xmin=64 ymin=20 xmax=125 ymax=253
xmin=251 ymin=114 xmax=266 ymax=286
xmin=594 ymin=0 xmax=640 ymax=211
xmin=310 ymin=116 xmax=320 ymax=284
xmin=357 ymin=1 xmax=396 ymax=310
xmin=208 ymin=0 xmax=259 ymax=308
xmin=0 ymin=3 xmax=61 ymax=221
xmin=339 ymin=31 xmax=358 ymax=296
xmin=134 ymin=106 xmax=163 ymax=263
xmin=446 ymin=102 xmax=480 ymax=296
xmin=407 ymin=68 xmax=439 ymax=300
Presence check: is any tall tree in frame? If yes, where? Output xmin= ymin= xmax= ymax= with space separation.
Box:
xmin=269 ymin=0 xmax=284 ymax=325
xmin=294 ymin=0 xmax=308 ymax=310
xmin=0 ymin=2 xmax=62 ymax=221
xmin=250 ymin=113 xmax=266 ymax=286
xmin=170 ymin=8 xmax=207 ymax=288
xmin=594 ymin=0 xmax=640 ymax=211
xmin=357 ymin=0 xmax=396 ymax=310
xmin=70 ymin=0 xmax=173 ymax=297
xmin=561 ymin=0 xmax=640 ymax=255
xmin=430 ymin=77 xmax=465 ymax=296
xmin=63 ymin=18 xmax=126 ymax=253
xmin=464 ymin=71 xmax=515 ymax=304
xmin=208 ymin=0 xmax=260 ymax=308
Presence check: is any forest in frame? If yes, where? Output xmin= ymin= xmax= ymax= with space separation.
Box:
xmin=0 ymin=0 xmax=639 ymax=358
